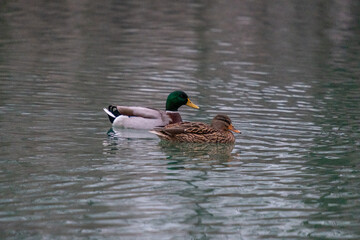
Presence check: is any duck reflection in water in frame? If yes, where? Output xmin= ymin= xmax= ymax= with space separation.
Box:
xmin=158 ymin=141 xmax=236 ymax=162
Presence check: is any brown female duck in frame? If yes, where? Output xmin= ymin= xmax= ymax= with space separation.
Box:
xmin=150 ymin=114 xmax=240 ymax=143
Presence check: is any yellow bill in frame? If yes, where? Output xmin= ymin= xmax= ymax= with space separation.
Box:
xmin=186 ymin=98 xmax=200 ymax=109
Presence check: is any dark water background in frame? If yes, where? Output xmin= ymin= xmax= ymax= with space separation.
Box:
xmin=1 ymin=0 xmax=360 ymax=239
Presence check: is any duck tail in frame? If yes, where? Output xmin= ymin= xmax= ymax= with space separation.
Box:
xmin=103 ymin=105 xmax=121 ymax=123
xmin=149 ymin=130 xmax=162 ymax=137
xmin=149 ymin=129 xmax=170 ymax=140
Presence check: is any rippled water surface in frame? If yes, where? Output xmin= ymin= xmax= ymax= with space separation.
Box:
xmin=1 ymin=1 xmax=360 ymax=239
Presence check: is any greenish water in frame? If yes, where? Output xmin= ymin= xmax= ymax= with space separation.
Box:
xmin=1 ymin=1 xmax=360 ymax=239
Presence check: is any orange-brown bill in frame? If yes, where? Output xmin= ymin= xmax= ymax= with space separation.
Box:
xmin=228 ymin=124 xmax=241 ymax=133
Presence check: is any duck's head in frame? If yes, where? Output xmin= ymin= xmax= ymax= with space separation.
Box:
xmin=166 ymin=91 xmax=199 ymax=111
xmin=211 ymin=114 xmax=241 ymax=133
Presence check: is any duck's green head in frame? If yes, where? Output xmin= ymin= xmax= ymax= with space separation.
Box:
xmin=166 ymin=91 xmax=199 ymax=111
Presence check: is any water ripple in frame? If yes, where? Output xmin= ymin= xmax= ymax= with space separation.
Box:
xmin=1 ymin=0 xmax=360 ymax=239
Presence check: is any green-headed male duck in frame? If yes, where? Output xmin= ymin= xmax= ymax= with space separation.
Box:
xmin=103 ymin=90 xmax=199 ymax=129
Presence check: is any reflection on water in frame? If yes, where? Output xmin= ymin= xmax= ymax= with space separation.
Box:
xmin=1 ymin=0 xmax=360 ymax=239
xmin=158 ymin=141 xmax=236 ymax=163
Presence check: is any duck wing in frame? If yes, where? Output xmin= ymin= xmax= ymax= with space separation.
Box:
xmin=116 ymin=106 xmax=163 ymax=119
xmin=158 ymin=122 xmax=216 ymax=136
xmin=182 ymin=122 xmax=217 ymax=134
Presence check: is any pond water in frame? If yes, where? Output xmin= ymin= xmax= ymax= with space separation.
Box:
xmin=1 ymin=0 xmax=360 ymax=239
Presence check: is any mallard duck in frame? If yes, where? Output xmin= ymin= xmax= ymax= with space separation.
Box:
xmin=103 ymin=90 xmax=199 ymax=129
xmin=150 ymin=114 xmax=240 ymax=143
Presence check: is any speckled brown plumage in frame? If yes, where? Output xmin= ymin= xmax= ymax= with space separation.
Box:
xmin=150 ymin=114 xmax=240 ymax=144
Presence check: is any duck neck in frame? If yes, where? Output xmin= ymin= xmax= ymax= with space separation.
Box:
xmin=166 ymin=111 xmax=182 ymax=123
